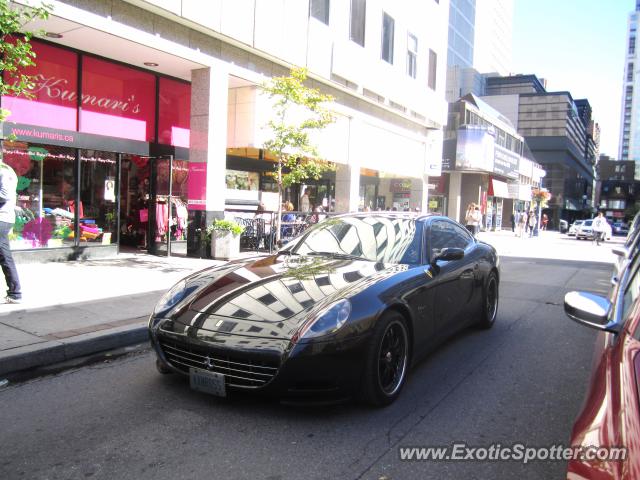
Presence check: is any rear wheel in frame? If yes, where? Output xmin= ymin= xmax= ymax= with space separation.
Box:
xmin=478 ymin=272 xmax=498 ymax=329
xmin=361 ymin=311 xmax=409 ymax=407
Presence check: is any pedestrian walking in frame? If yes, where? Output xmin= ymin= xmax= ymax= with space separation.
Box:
xmin=0 ymin=157 xmax=22 ymax=303
xmin=465 ymin=203 xmax=482 ymax=236
xmin=517 ymin=210 xmax=526 ymax=237
xmin=510 ymin=212 xmax=516 ymax=233
xmin=541 ymin=213 xmax=549 ymax=231
xmin=528 ymin=211 xmax=537 ymax=237
xmin=592 ymin=212 xmax=606 ymax=246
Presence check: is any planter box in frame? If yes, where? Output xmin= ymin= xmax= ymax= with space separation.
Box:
xmin=211 ymin=230 xmax=240 ymax=260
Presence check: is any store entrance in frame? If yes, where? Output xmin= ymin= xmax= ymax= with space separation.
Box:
xmin=119 ymin=155 xmax=189 ymax=256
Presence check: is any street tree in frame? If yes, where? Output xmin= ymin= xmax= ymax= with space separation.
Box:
xmin=260 ymin=67 xmax=335 ymax=243
xmin=1 ymin=0 xmax=52 ymax=122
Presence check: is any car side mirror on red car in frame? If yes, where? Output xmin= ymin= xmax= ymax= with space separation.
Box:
xmin=564 ymin=291 xmax=620 ymax=333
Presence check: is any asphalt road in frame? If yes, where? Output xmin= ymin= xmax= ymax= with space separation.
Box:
xmin=0 ymin=256 xmax=613 ymax=480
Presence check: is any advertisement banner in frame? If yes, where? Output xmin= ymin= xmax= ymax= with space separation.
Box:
xmin=187 ymin=163 xmax=207 ymax=211
xmin=455 ymin=128 xmax=495 ymax=172
xmin=493 ymin=145 xmax=520 ymax=180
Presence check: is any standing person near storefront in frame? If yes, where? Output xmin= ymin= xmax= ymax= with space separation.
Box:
xmin=464 ymin=203 xmax=481 ymax=236
xmin=510 ymin=211 xmax=516 ymax=233
xmin=528 ymin=211 xmax=537 ymax=237
xmin=517 ymin=210 xmax=526 ymax=237
xmin=0 ymin=158 xmax=22 ymax=304
xmin=300 ymin=188 xmax=311 ymax=213
xmin=541 ymin=213 xmax=549 ymax=231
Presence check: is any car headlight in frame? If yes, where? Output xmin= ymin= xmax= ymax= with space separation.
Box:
xmin=153 ymin=279 xmax=187 ymax=316
xmin=298 ymin=299 xmax=352 ymax=340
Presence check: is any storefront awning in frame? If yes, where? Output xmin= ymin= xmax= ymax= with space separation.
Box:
xmin=490 ymin=179 xmax=509 ymax=198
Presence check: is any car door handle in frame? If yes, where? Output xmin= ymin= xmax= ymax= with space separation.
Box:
xmin=460 ymin=269 xmax=474 ymax=279
xmin=611 ymin=275 xmax=619 ymax=286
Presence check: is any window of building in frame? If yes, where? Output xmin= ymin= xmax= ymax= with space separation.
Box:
xmin=1 ymin=40 xmax=79 ymax=131
xmin=428 ymin=49 xmax=437 ymax=90
xmin=407 ymin=33 xmax=418 ymax=78
xmin=350 ymin=0 xmax=366 ymax=46
xmin=4 ymin=142 xmax=77 ymax=250
xmin=630 ymin=36 xmax=636 ymax=55
xmin=158 ymin=77 xmax=191 ymax=148
xmin=628 ymin=63 xmax=634 ymax=83
xmin=310 ymin=0 xmax=330 ymax=24
xmin=80 ymin=56 xmax=156 ymax=142
xmin=381 ymin=12 xmax=394 ymax=64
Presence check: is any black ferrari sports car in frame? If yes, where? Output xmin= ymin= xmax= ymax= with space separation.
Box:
xmin=149 ymin=213 xmax=499 ymax=406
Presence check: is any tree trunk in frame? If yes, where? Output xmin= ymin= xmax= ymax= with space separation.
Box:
xmin=276 ymin=160 xmax=283 ymax=244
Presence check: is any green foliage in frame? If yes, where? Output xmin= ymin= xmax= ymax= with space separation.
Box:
xmin=261 ymin=67 xmax=336 ymax=189
xmin=206 ymin=219 xmax=244 ymax=237
xmin=0 ymin=0 xmax=53 ymax=122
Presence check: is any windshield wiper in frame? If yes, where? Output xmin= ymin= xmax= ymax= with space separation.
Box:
xmin=306 ymin=251 xmax=367 ymax=261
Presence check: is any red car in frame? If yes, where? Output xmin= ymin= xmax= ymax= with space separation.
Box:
xmin=564 ymin=236 xmax=640 ymax=479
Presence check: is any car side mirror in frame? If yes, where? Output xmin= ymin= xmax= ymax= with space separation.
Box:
xmin=432 ymin=247 xmax=464 ymax=264
xmin=612 ymin=246 xmax=628 ymax=258
xmin=564 ymin=291 xmax=619 ymax=333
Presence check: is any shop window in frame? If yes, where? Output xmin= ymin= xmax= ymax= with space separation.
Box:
xmin=158 ymin=78 xmax=191 ymax=148
xmin=80 ymin=150 xmax=117 ymax=245
xmin=80 ymin=56 xmax=156 ymax=142
xmin=3 ymin=142 xmax=76 ymax=249
xmin=1 ymin=40 xmax=78 ymax=131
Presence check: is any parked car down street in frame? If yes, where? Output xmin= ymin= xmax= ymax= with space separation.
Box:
xmin=568 ymin=220 xmax=584 ymax=237
xmin=575 ymin=219 xmax=612 ymax=241
xmin=564 ymin=220 xmax=640 ymax=479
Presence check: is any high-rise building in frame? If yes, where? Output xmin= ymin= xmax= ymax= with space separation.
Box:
xmin=620 ymin=1 xmax=640 ymax=162
xmin=482 ymin=75 xmax=596 ymax=226
xmin=445 ymin=0 xmax=513 ymax=102
xmin=473 ymin=0 xmax=513 ymax=76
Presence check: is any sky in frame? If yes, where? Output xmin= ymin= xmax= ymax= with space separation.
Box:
xmin=512 ymin=0 xmax=631 ymax=157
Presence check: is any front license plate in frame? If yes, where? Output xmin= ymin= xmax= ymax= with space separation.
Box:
xmin=189 ymin=368 xmax=227 ymax=397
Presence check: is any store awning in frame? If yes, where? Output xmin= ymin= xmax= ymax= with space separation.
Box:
xmin=490 ymin=179 xmax=509 ymax=198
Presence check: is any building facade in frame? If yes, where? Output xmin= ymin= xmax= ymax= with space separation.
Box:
xmin=596 ymin=156 xmax=639 ymax=222
xmin=442 ymin=94 xmax=543 ymax=230
xmin=620 ymin=0 xmax=640 ymax=163
xmin=482 ymin=75 xmax=596 ymax=226
xmin=2 ymin=0 xmax=448 ymax=261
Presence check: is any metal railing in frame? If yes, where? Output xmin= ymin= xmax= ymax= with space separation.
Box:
xmin=224 ymin=209 xmax=340 ymax=254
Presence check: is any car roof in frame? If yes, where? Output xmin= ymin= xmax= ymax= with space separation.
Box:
xmin=334 ymin=212 xmax=440 ymax=223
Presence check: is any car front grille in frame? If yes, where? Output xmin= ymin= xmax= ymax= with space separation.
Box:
xmin=158 ymin=338 xmax=280 ymax=389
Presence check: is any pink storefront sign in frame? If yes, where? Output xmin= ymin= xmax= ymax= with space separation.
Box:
xmin=187 ymin=163 xmax=207 ymax=211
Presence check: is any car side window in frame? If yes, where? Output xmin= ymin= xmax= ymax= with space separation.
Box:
xmin=428 ymin=220 xmax=472 ymax=259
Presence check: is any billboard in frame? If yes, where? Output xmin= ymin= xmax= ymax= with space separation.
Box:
xmin=455 ymin=128 xmax=495 ymax=172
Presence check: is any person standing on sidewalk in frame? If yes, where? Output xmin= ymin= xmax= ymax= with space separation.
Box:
xmin=0 ymin=158 xmax=22 ymax=304
xmin=528 ymin=211 xmax=537 ymax=237
xmin=592 ymin=212 xmax=606 ymax=246
xmin=465 ymin=203 xmax=482 ymax=237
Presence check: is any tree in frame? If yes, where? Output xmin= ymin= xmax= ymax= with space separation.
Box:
xmin=1 ymin=0 xmax=52 ymax=122
xmin=260 ymin=67 xmax=335 ymax=243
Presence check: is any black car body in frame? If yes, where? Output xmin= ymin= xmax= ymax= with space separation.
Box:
xmin=149 ymin=214 xmax=500 ymax=406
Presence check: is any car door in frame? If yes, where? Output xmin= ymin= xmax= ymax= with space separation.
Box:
xmin=426 ymin=219 xmax=476 ymax=339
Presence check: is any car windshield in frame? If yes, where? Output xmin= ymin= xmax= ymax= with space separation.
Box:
xmin=291 ymin=216 xmax=423 ymax=264
xmin=575 ymin=221 xmax=583 ymax=225
xmin=583 ymin=220 xmax=593 ymax=226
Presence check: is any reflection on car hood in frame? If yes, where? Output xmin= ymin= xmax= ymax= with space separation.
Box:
xmin=186 ymin=254 xmax=404 ymax=322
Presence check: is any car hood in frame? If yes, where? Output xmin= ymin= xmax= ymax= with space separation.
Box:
xmin=168 ymin=254 xmax=404 ymax=339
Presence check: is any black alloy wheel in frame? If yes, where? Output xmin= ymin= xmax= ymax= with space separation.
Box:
xmin=361 ymin=311 xmax=409 ymax=407
xmin=478 ymin=272 xmax=498 ymax=329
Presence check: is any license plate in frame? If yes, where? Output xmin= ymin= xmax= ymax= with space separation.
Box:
xmin=189 ymin=368 xmax=227 ymax=397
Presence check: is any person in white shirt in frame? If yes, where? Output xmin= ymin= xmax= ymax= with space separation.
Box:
xmin=300 ymin=188 xmax=311 ymax=213
xmin=0 ymin=159 xmax=21 ymax=303
xmin=592 ymin=212 xmax=607 ymax=246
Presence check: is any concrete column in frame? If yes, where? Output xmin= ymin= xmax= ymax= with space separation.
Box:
xmin=190 ymin=66 xmax=229 ymax=216
xmin=335 ymin=163 xmax=360 ymax=212
xmin=410 ymin=177 xmax=429 ymax=212
xmin=447 ymin=171 xmax=462 ymax=222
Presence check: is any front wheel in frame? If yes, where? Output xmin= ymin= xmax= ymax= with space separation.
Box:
xmin=360 ymin=311 xmax=410 ymax=407
xmin=477 ymin=272 xmax=499 ymax=329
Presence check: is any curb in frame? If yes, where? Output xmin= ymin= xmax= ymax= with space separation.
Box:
xmin=0 ymin=322 xmax=148 ymax=377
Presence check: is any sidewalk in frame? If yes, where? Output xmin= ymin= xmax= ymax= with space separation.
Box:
xmin=0 ymin=230 xmax=621 ymax=378
xmin=0 ymin=252 xmax=245 ymax=377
